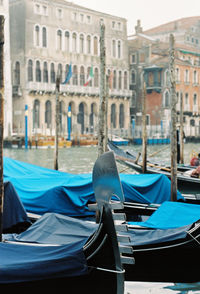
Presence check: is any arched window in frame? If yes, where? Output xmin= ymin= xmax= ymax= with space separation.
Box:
xmin=50 ymin=63 xmax=55 ymax=83
xmin=118 ymin=71 xmax=122 ymax=89
xmin=43 ymin=62 xmax=48 ymax=83
xmin=35 ymin=25 xmax=40 ymax=46
xmin=80 ymin=34 xmax=84 ymax=53
xmin=87 ymin=35 xmax=91 ymax=54
xmin=65 ymin=31 xmax=70 ymax=52
xmin=78 ymin=102 xmax=85 ymax=134
xmin=94 ymin=68 xmax=99 ymax=87
xmin=112 ymin=40 xmax=116 ymax=57
xmin=35 ymin=61 xmax=41 ymax=82
xmin=93 ymin=36 xmax=98 ymax=55
xmin=72 ymin=33 xmax=77 ymax=52
xmin=33 ymin=99 xmax=40 ymax=128
xmin=194 ymin=70 xmax=197 ymax=84
xmin=111 ymin=104 xmax=116 ymax=128
xmin=27 ymin=60 xmax=33 ymax=82
xmin=72 ymin=65 xmax=78 ymax=85
xmin=124 ymin=71 xmax=127 ymax=89
xmin=119 ymin=104 xmax=124 ymax=128
xmin=45 ymin=100 xmax=51 ymax=128
xmin=64 ymin=64 xmax=70 ymax=84
xmin=57 ymin=30 xmax=62 ymax=50
xmin=14 ymin=61 xmax=20 ymax=85
xmin=113 ymin=70 xmax=117 ymax=89
xmin=59 ymin=100 xmax=65 ymax=132
xmin=87 ymin=67 xmax=92 ymax=87
xmin=58 ymin=63 xmax=63 ymax=81
xmin=42 ymin=27 xmax=47 ymax=47
xmin=80 ymin=66 xmax=85 ymax=86
xmin=190 ymin=119 xmax=195 ymax=126
xmin=118 ymin=40 xmax=121 ymax=58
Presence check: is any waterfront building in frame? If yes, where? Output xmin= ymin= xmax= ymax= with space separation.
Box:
xmin=9 ymin=0 xmax=131 ymax=141
xmin=128 ymin=19 xmax=200 ymax=141
xmin=0 ymin=0 xmax=12 ymax=138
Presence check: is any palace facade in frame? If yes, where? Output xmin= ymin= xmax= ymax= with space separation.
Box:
xmin=9 ymin=0 xmax=131 ymax=140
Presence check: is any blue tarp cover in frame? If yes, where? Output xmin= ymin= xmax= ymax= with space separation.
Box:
xmin=129 ymin=201 xmax=200 ymax=229
xmin=3 ymin=157 xmax=183 ymax=216
xmin=2 ymin=213 xmax=98 ymax=283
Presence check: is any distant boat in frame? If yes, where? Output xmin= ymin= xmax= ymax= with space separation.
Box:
xmin=110 ymin=135 xmax=129 ymax=146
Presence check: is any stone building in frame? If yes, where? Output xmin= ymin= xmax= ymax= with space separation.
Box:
xmin=9 ymin=0 xmax=131 ymax=140
xmin=128 ymin=19 xmax=200 ymax=140
xmin=0 ymin=0 xmax=12 ymax=138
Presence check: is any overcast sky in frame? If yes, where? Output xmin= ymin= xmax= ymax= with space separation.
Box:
xmin=73 ymin=0 xmax=200 ymax=35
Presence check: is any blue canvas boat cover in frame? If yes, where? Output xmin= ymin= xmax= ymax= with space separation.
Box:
xmin=3 ymin=157 xmax=183 ymax=216
xmin=2 ymin=213 xmax=98 ymax=283
xmin=128 ymin=201 xmax=200 ymax=229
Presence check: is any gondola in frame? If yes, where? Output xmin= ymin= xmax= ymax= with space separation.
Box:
xmin=90 ymin=151 xmax=200 ymax=283
xmin=108 ymin=140 xmax=200 ymax=198
xmin=0 ymin=152 xmax=134 ymax=293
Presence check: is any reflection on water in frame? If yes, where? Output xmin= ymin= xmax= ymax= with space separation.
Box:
xmin=3 ymin=142 xmax=200 ymax=293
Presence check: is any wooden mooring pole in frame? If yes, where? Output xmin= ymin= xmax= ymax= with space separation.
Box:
xmin=180 ymin=92 xmax=184 ymax=164
xmin=142 ymin=82 xmax=147 ymax=173
xmin=54 ymin=75 xmax=60 ymax=170
xmin=98 ymin=22 xmax=107 ymax=157
xmin=0 ymin=16 xmax=4 ymax=241
xmin=169 ymin=34 xmax=177 ymax=201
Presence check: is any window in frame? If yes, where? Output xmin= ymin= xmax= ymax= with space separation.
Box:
xmin=194 ymin=70 xmax=198 ymax=84
xmin=72 ymin=33 xmax=77 ymax=52
xmin=117 ymin=40 xmax=121 ymax=58
xmin=124 ymin=71 xmax=127 ymax=90
xmin=194 ymin=93 xmax=197 ymax=105
xmin=94 ymin=68 xmax=99 ymax=87
xmin=80 ymin=14 xmax=84 ymax=22
xmin=80 ymin=34 xmax=84 ymax=54
xmin=14 ymin=61 xmax=20 ymax=85
xmin=35 ymin=25 xmax=40 ymax=46
xmin=45 ymin=100 xmax=52 ymax=128
xmin=87 ymin=35 xmax=91 ymax=54
xmin=57 ymin=30 xmax=62 ymax=50
xmin=35 ymin=61 xmax=41 ymax=82
xmin=50 ymin=63 xmax=55 ymax=83
xmin=131 ymin=70 xmax=136 ymax=84
xmin=65 ymin=31 xmax=70 ymax=52
xmin=42 ymin=5 xmax=48 ymax=16
xmin=131 ymin=54 xmax=136 ymax=64
xmin=87 ymin=67 xmax=92 ymax=87
xmin=33 ymin=99 xmax=40 ymax=128
xmin=87 ymin=15 xmax=91 ymax=24
xmin=72 ymin=12 xmax=77 ymax=21
xmin=164 ymin=91 xmax=170 ymax=107
xmin=112 ymin=21 xmax=115 ymax=29
xmin=35 ymin=4 xmax=40 ymax=14
xmin=93 ymin=36 xmax=98 ymax=55
xmin=113 ymin=70 xmax=117 ymax=89
xmin=111 ymin=104 xmax=116 ymax=128
xmin=58 ymin=63 xmax=63 ymax=81
xmin=28 ymin=60 xmax=33 ymax=82
xmin=185 ymin=69 xmax=189 ymax=83
xmin=73 ymin=65 xmax=78 ymax=85
xmin=118 ymin=22 xmax=121 ymax=30
xmin=175 ymin=67 xmax=180 ymax=81
xmin=119 ymin=104 xmax=124 ymax=128
xmin=80 ymin=66 xmax=85 ymax=86
xmin=118 ymin=71 xmax=122 ymax=90
xmin=112 ymin=40 xmax=116 ymax=57
xmin=42 ymin=27 xmax=47 ymax=48
xmin=43 ymin=62 xmax=48 ymax=83
xmin=64 ymin=64 xmax=70 ymax=84
xmin=56 ymin=8 xmax=63 ymax=19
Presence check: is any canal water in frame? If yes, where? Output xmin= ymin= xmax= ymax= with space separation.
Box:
xmin=3 ymin=142 xmax=200 ymax=293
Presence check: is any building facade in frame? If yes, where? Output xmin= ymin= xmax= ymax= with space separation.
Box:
xmin=9 ymin=0 xmax=131 ymax=140
xmin=128 ymin=19 xmax=200 ymax=140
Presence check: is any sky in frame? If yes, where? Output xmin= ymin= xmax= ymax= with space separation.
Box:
xmin=72 ymin=0 xmax=200 ymax=35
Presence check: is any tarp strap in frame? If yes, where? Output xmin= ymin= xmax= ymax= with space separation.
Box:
xmin=89 ymin=266 xmax=125 ymax=274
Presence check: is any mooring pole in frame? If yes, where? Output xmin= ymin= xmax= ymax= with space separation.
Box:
xmin=25 ymin=104 xmax=28 ymax=150
xmin=54 ymin=75 xmax=60 ymax=170
xmin=0 ymin=16 xmax=4 ymax=241
xmin=98 ymin=22 xmax=107 ymax=157
xmin=169 ymin=34 xmax=177 ymax=201
xmin=142 ymin=82 xmax=147 ymax=173
xmin=180 ymin=92 xmax=184 ymax=164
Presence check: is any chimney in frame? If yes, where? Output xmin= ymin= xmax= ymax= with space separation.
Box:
xmin=135 ymin=19 xmax=143 ymax=34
